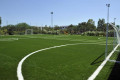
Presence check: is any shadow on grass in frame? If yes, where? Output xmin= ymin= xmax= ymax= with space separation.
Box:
xmin=90 ymin=51 xmax=112 ymax=65
xmin=107 ymin=53 xmax=120 ymax=80
xmin=90 ymin=52 xmax=104 ymax=65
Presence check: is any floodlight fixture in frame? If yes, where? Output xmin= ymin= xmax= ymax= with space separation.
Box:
xmin=51 ymin=12 xmax=53 ymax=14
xmin=106 ymin=4 xmax=110 ymax=7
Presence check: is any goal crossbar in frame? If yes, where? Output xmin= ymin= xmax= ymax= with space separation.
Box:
xmin=109 ymin=23 xmax=120 ymax=45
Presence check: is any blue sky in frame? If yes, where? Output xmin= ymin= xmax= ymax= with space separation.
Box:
xmin=0 ymin=0 xmax=120 ymax=26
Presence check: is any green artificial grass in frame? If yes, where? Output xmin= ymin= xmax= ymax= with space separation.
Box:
xmin=0 ymin=34 xmax=117 ymax=80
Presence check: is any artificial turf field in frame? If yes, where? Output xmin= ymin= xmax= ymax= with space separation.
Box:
xmin=0 ymin=34 xmax=119 ymax=80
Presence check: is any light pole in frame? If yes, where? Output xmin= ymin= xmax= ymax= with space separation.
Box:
xmin=6 ymin=20 xmax=8 ymax=25
xmin=0 ymin=17 xmax=1 ymax=27
xmin=0 ymin=17 xmax=1 ymax=36
xmin=105 ymin=4 xmax=110 ymax=59
xmin=114 ymin=18 xmax=116 ymax=25
xmin=113 ymin=18 xmax=116 ymax=49
xmin=51 ymin=12 xmax=53 ymax=27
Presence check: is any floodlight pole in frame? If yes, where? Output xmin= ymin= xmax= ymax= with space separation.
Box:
xmin=6 ymin=20 xmax=8 ymax=25
xmin=0 ymin=17 xmax=1 ymax=27
xmin=105 ymin=4 xmax=110 ymax=59
xmin=51 ymin=12 xmax=53 ymax=27
xmin=114 ymin=18 xmax=116 ymax=25
xmin=0 ymin=17 xmax=1 ymax=36
xmin=113 ymin=18 xmax=116 ymax=49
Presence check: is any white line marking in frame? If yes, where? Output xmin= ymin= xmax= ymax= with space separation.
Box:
xmin=17 ymin=42 xmax=110 ymax=80
xmin=17 ymin=43 xmax=78 ymax=80
xmin=88 ymin=44 xmax=119 ymax=80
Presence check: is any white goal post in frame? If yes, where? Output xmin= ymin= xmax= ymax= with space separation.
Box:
xmin=88 ymin=23 xmax=120 ymax=80
xmin=108 ymin=23 xmax=120 ymax=63
xmin=25 ymin=29 xmax=33 ymax=35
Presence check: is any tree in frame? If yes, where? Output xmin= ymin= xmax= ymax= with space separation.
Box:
xmin=31 ymin=26 xmax=39 ymax=34
xmin=87 ymin=19 xmax=95 ymax=25
xmin=77 ymin=22 xmax=87 ymax=33
xmin=16 ymin=23 xmax=30 ymax=34
xmin=116 ymin=25 xmax=120 ymax=28
xmin=5 ymin=25 xmax=15 ymax=35
xmin=87 ymin=19 xmax=96 ymax=31
xmin=67 ymin=24 xmax=76 ymax=34
xmin=97 ymin=19 xmax=106 ymax=31
xmin=16 ymin=23 xmax=30 ymax=30
xmin=97 ymin=19 xmax=114 ymax=32
xmin=54 ymin=25 xmax=60 ymax=30
xmin=54 ymin=25 xmax=60 ymax=35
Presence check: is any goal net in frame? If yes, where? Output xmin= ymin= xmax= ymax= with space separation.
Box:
xmin=25 ymin=29 xmax=33 ymax=35
xmin=107 ymin=23 xmax=120 ymax=63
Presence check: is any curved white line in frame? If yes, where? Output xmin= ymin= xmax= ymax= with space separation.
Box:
xmin=17 ymin=42 xmax=107 ymax=80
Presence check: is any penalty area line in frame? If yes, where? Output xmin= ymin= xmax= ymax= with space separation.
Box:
xmin=88 ymin=44 xmax=119 ymax=80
